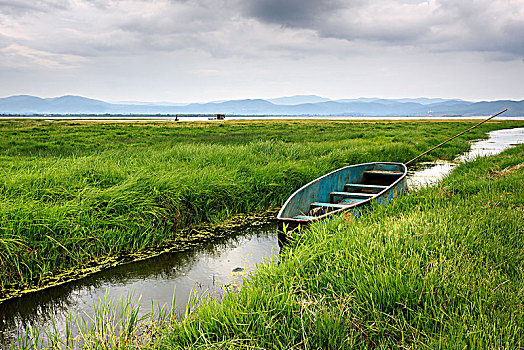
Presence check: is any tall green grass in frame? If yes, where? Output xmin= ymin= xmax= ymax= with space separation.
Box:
xmin=15 ymin=291 xmax=173 ymax=349
xmin=152 ymin=145 xmax=524 ymax=349
xmin=0 ymin=119 xmax=522 ymax=295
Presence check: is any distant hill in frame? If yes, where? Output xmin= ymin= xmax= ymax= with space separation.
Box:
xmin=0 ymin=95 xmax=112 ymax=114
xmin=335 ymin=97 xmax=466 ymax=105
xmin=267 ymin=95 xmax=331 ymax=105
xmin=0 ymin=94 xmax=522 ymax=117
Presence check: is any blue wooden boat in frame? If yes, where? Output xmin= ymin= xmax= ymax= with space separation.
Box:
xmin=277 ymin=162 xmax=407 ymax=229
xmin=276 ymin=110 xmax=509 ymax=231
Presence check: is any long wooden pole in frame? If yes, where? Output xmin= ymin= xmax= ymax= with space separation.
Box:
xmin=405 ymin=109 xmax=508 ymax=166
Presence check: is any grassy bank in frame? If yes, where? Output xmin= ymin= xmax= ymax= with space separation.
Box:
xmin=153 ymin=145 xmax=524 ymax=349
xmin=0 ymin=119 xmax=522 ymax=296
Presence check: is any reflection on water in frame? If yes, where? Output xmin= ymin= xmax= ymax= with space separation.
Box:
xmin=0 ymin=223 xmax=279 ymax=348
xmin=408 ymin=127 xmax=524 ymax=189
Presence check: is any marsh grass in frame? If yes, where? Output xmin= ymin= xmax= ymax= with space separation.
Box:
xmin=152 ymin=145 xmax=524 ymax=349
xmin=14 ymin=290 xmax=175 ymax=350
xmin=0 ymin=119 xmax=522 ymax=294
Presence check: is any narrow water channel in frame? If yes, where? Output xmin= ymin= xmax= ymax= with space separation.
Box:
xmin=1 ymin=127 xmax=523 ymax=348
xmin=0 ymin=225 xmax=279 ymax=347
xmin=408 ymin=127 xmax=524 ymax=188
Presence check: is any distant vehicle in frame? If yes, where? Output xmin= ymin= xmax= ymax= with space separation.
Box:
xmin=208 ymin=114 xmax=226 ymax=120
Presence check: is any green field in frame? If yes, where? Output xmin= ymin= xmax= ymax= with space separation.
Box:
xmin=153 ymin=144 xmax=524 ymax=349
xmin=0 ymin=119 xmax=522 ymax=299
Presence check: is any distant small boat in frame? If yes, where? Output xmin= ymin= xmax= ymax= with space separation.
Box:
xmin=277 ymin=162 xmax=407 ymax=230
xmin=208 ymin=114 xmax=226 ymax=120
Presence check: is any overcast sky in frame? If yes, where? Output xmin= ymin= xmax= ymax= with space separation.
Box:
xmin=0 ymin=0 xmax=523 ymax=102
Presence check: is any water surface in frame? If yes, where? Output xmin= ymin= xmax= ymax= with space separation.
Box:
xmin=0 ymin=224 xmax=279 ymax=347
xmin=408 ymin=127 xmax=524 ymax=188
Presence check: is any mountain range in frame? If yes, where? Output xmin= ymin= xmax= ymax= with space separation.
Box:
xmin=0 ymin=95 xmax=523 ymax=117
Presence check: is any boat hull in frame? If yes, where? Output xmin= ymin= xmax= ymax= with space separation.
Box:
xmin=277 ymin=162 xmax=407 ymax=230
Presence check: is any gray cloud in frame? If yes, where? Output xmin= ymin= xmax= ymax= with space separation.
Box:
xmin=1 ymin=0 xmax=522 ymax=61
xmin=0 ymin=0 xmax=70 ymax=15
xmin=0 ymin=33 xmax=11 ymax=47
xmin=0 ymin=0 xmax=522 ymax=102
xmin=433 ymin=0 xmax=524 ymax=57
xmin=242 ymin=0 xmax=524 ymax=58
xmin=242 ymin=0 xmax=429 ymax=40
xmin=242 ymin=0 xmax=346 ymax=27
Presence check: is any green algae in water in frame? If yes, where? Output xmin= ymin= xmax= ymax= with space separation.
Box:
xmin=0 ymin=209 xmax=277 ymax=303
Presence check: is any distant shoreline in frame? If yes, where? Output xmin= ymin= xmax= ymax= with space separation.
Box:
xmin=1 ymin=115 xmax=524 ymax=121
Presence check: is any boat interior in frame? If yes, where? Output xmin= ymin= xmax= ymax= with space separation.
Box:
xmin=292 ymin=166 xmax=404 ymax=220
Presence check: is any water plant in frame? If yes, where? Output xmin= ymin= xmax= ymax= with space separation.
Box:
xmin=14 ymin=290 xmax=173 ymax=349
